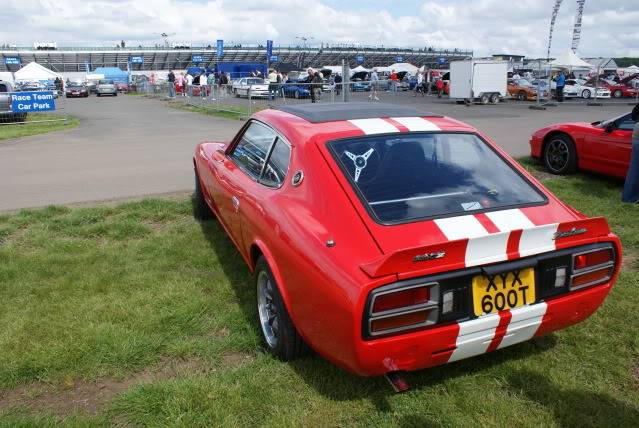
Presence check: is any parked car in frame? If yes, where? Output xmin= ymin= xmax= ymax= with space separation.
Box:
xmin=507 ymin=78 xmax=537 ymax=101
xmin=593 ymin=74 xmax=638 ymax=98
xmin=530 ymin=112 xmax=636 ymax=178
xmin=96 ymin=80 xmax=117 ymax=96
xmin=114 ymin=81 xmax=129 ymax=92
xmin=232 ymin=78 xmax=269 ymax=98
xmin=280 ymin=81 xmax=311 ymax=99
xmin=351 ymin=80 xmax=371 ymax=91
xmin=193 ymin=102 xmax=622 ymax=386
xmin=65 ymin=84 xmax=89 ymax=98
xmin=0 ymin=80 xmax=27 ymax=122
xmin=551 ymin=79 xmax=610 ymax=99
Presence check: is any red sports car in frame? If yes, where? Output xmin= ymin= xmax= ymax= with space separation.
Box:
xmin=595 ymin=74 xmax=638 ymax=99
xmin=530 ymin=112 xmax=636 ymax=178
xmin=194 ymin=103 xmax=621 ymax=389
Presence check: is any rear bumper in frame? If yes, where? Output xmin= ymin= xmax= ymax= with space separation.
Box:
xmin=351 ymin=283 xmax=611 ymax=376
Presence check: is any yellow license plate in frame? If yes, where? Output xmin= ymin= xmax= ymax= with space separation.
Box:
xmin=472 ymin=268 xmax=535 ymax=316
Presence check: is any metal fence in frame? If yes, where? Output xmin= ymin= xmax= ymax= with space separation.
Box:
xmin=0 ymin=90 xmax=71 ymax=126
xmin=130 ymin=78 xmax=639 ymax=119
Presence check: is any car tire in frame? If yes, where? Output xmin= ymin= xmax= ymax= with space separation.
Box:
xmin=97 ymin=93 xmax=101 ymax=97
xmin=255 ymin=256 xmax=310 ymax=361
xmin=480 ymin=93 xmax=490 ymax=104
xmin=193 ymin=167 xmax=213 ymax=220
xmin=517 ymin=91 xmax=527 ymax=101
xmin=613 ymin=89 xmax=623 ymax=98
xmin=582 ymin=89 xmax=591 ymax=99
xmin=489 ymin=93 xmax=500 ymax=104
xmin=234 ymin=89 xmax=239 ymax=98
xmin=543 ymin=134 xmax=577 ymax=175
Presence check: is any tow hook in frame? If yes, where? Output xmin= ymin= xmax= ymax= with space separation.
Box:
xmin=384 ymin=371 xmax=410 ymax=393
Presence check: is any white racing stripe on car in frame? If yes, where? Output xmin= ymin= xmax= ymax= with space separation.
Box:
xmin=485 ymin=209 xmax=535 ymax=232
xmin=348 ymin=118 xmax=399 ymax=135
xmin=434 ymin=215 xmax=488 ymax=241
xmin=497 ymin=302 xmax=547 ymax=349
xmin=390 ymin=117 xmax=441 ymax=131
xmin=448 ymin=313 xmax=500 ymax=362
xmin=518 ymin=223 xmax=558 ymax=257
xmin=465 ymin=232 xmax=510 ymax=267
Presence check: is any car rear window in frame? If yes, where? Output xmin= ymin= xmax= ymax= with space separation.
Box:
xmin=328 ymin=132 xmax=546 ymax=223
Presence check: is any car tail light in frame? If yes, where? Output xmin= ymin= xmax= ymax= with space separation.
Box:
xmin=571 ymin=248 xmax=615 ymax=290
xmin=366 ymin=283 xmax=439 ymax=337
xmin=372 ymin=286 xmax=429 ymax=313
xmin=370 ymin=309 xmax=429 ymax=333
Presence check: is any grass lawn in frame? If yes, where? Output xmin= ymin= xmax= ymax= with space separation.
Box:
xmin=0 ymin=161 xmax=637 ymax=426
xmin=166 ymin=99 xmax=267 ymax=121
xmin=0 ymin=113 xmax=79 ymax=141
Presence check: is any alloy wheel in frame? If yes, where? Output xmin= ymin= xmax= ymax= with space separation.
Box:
xmin=545 ymin=139 xmax=569 ymax=172
xmin=257 ymin=271 xmax=279 ymax=348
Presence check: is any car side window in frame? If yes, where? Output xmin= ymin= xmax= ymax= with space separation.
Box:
xmin=230 ymin=122 xmax=277 ymax=179
xmin=0 ymin=84 xmax=7 ymax=92
xmin=617 ymin=114 xmax=635 ymax=131
xmin=260 ymin=138 xmax=291 ymax=188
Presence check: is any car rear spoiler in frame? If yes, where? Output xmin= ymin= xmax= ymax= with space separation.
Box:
xmin=360 ymin=217 xmax=613 ymax=279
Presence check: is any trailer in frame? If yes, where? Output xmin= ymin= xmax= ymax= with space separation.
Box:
xmin=449 ymin=60 xmax=507 ymax=104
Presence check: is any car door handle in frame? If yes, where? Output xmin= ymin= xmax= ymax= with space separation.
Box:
xmin=231 ymin=196 xmax=240 ymax=212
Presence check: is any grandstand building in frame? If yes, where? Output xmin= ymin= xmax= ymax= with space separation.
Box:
xmin=0 ymin=44 xmax=472 ymax=73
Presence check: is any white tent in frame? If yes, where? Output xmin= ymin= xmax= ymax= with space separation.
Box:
xmin=388 ymin=63 xmax=419 ymax=74
xmin=626 ymin=65 xmax=639 ymax=73
xmin=321 ymin=65 xmax=343 ymax=75
xmin=549 ymin=51 xmax=593 ymax=70
xmin=351 ymin=65 xmax=371 ymax=73
xmin=14 ymin=62 xmax=63 ymax=82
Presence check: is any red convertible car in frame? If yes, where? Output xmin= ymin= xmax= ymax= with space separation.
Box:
xmin=530 ymin=112 xmax=636 ymax=178
xmin=194 ymin=103 xmax=621 ymax=389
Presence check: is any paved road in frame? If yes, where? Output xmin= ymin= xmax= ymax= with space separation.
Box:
xmin=0 ymin=93 xmax=634 ymax=211
xmin=0 ymin=95 xmax=241 ymax=211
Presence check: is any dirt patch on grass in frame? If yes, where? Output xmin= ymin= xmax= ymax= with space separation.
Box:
xmin=632 ymin=362 xmax=639 ymax=388
xmin=0 ymin=353 xmax=252 ymax=417
xmin=622 ymin=250 xmax=639 ymax=271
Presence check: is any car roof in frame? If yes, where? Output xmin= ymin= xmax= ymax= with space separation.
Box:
xmin=274 ymin=102 xmax=441 ymax=124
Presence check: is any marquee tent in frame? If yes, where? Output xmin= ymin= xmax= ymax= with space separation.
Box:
xmin=14 ymin=62 xmax=63 ymax=82
xmin=549 ymin=51 xmax=593 ymax=70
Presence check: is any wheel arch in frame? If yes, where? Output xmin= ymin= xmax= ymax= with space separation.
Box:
xmin=542 ymin=130 xmax=577 ymax=160
xmin=250 ymin=239 xmax=296 ymax=328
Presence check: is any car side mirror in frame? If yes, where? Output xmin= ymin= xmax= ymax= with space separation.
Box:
xmin=604 ymin=123 xmax=615 ymax=133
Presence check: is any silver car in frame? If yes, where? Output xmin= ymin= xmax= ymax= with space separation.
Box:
xmin=96 ymin=80 xmax=117 ymax=97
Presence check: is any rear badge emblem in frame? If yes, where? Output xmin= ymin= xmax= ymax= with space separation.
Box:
xmin=553 ymin=227 xmax=587 ymax=240
xmin=413 ymin=251 xmax=446 ymax=262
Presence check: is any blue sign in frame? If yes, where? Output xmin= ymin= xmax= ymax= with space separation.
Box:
xmin=10 ymin=91 xmax=56 ymax=112
xmin=437 ymin=57 xmax=447 ymax=65
xmin=216 ymin=39 xmax=224 ymax=57
xmin=192 ymin=54 xmax=203 ymax=63
xmin=269 ymin=55 xmax=279 ymax=62
xmin=130 ymin=56 xmax=144 ymax=64
xmin=4 ymin=57 xmax=20 ymax=65
xmin=395 ymin=56 xmax=404 ymax=63
xmin=266 ymin=40 xmax=273 ymax=57
xmin=356 ymin=55 xmax=364 ymax=64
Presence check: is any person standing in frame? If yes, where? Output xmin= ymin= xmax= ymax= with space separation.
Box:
xmin=556 ymin=71 xmax=566 ymax=102
xmin=199 ymin=71 xmax=207 ymax=98
xmin=414 ymin=71 xmax=423 ymax=97
xmin=305 ymin=68 xmax=317 ymax=103
xmin=436 ymin=78 xmax=444 ymax=98
xmin=312 ymin=70 xmax=323 ymax=102
xmin=186 ymin=72 xmax=194 ymax=97
xmin=176 ymin=72 xmax=185 ymax=96
xmin=167 ymin=70 xmax=175 ymax=98
xmin=390 ymin=69 xmax=398 ymax=93
xmin=334 ymin=73 xmax=342 ymax=96
xmin=207 ymin=72 xmax=216 ymax=99
xmin=369 ymin=69 xmax=380 ymax=101
xmin=268 ymin=69 xmax=278 ymax=101
xmin=622 ymin=104 xmax=639 ymax=202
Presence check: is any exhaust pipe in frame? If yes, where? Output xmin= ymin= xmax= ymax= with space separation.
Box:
xmin=384 ymin=371 xmax=410 ymax=393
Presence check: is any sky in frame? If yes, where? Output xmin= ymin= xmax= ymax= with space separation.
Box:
xmin=0 ymin=0 xmax=638 ymax=58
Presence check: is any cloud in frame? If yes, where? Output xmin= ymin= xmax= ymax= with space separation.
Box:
xmin=0 ymin=0 xmax=637 ymax=57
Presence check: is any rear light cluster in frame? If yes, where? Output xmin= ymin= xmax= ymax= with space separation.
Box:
xmin=364 ymin=244 xmax=617 ymax=339
xmin=570 ymin=248 xmax=614 ymax=290
xmin=367 ymin=283 xmax=439 ymax=337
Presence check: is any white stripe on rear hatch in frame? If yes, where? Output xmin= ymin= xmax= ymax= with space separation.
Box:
xmin=390 ymin=117 xmax=440 ymax=131
xmin=348 ymin=118 xmax=399 ymax=135
xmin=519 ymin=223 xmax=558 ymax=257
xmin=485 ymin=209 xmax=535 ymax=232
xmin=434 ymin=215 xmax=489 ymax=241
